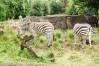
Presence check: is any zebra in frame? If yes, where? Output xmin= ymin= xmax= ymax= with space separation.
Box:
xmin=73 ymin=23 xmax=92 ymax=47
xmin=18 ymin=16 xmax=54 ymax=47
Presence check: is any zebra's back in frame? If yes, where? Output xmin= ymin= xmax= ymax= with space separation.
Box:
xmin=30 ymin=22 xmax=54 ymax=34
xmin=73 ymin=23 xmax=92 ymax=36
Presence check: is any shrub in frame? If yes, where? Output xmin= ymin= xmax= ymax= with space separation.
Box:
xmin=0 ymin=2 xmax=7 ymax=21
xmin=3 ymin=0 xmax=25 ymax=19
xmin=65 ymin=0 xmax=78 ymax=15
xmin=50 ymin=0 xmax=65 ymax=14
xmin=31 ymin=0 xmax=48 ymax=16
xmin=66 ymin=5 xmax=77 ymax=15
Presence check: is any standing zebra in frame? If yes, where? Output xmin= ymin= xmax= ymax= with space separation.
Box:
xmin=18 ymin=17 xmax=54 ymax=47
xmin=73 ymin=23 xmax=92 ymax=47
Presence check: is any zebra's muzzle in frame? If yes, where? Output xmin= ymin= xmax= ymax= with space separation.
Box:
xmin=86 ymin=39 xmax=90 ymax=45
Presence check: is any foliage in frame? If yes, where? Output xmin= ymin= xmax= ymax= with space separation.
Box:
xmin=50 ymin=0 xmax=65 ymax=14
xmin=66 ymin=5 xmax=77 ymax=15
xmin=65 ymin=0 xmax=77 ymax=15
xmin=74 ymin=0 xmax=99 ymax=15
xmin=74 ymin=0 xmax=99 ymax=8
xmin=0 ymin=1 xmax=8 ymax=21
xmin=3 ymin=0 xmax=25 ymax=19
xmin=0 ymin=0 xmax=66 ymax=21
xmin=31 ymin=0 xmax=48 ymax=16
xmin=65 ymin=0 xmax=99 ymax=16
xmin=0 ymin=0 xmax=98 ymax=20
xmin=23 ymin=0 xmax=32 ymax=16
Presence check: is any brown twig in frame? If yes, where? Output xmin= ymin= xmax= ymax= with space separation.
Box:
xmin=20 ymin=35 xmax=39 ymax=58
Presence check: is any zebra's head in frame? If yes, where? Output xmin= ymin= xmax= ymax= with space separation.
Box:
xmin=18 ymin=22 xmax=30 ymax=36
xmin=18 ymin=15 xmax=32 ymax=37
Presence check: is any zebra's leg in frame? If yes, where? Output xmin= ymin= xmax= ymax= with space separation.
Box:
xmin=88 ymin=33 xmax=92 ymax=48
xmin=82 ymin=37 xmax=86 ymax=48
xmin=74 ymin=34 xmax=78 ymax=47
xmin=46 ymin=32 xmax=53 ymax=47
xmin=30 ymin=30 xmax=36 ymax=44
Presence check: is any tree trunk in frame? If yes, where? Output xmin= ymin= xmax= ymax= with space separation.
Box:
xmin=96 ymin=7 xmax=99 ymax=26
xmin=19 ymin=35 xmax=39 ymax=58
xmin=98 ymin=8 xmax=99 ymax=25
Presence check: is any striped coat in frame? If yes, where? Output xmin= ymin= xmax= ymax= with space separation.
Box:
xmin=19 ymin=17 xmax=54 ymax=47
xmin=73 ymin=23 xmax=92 ymax=47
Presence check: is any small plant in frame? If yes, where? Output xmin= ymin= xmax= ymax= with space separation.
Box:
xmin=53 ymin=29 xmax=63 ymax=48
xmin=64 ymin=29 xmax=74 ymax=47
xmin=50 ymin=0 xmax=65 ymax=14
xmin=31 ymin=0 xmax=48 ymax=16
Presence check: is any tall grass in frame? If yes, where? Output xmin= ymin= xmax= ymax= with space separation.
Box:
xmin=0 ymin=23 xmax=99 ymax=66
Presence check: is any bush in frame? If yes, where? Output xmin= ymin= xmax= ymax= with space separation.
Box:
xmin=65 ymin=0 xmax=96 ymax=15
xmin=53 ymin=29 xmax=63 ymax=48
xmin=0 ymin=1 xmax=7 ymax=21
xmin=50 ymin=0 xmax=65 ymax=14
xmin=66 ymin=5 xmax=77 ymax=15
xmin=0 ymin=0 xmax=66 ymax=20
xmin=31 ymin=0 xmax=48 ymax=16
xmin=23 ymin=0 xmax=32 ymax=16
xmin=3 ymin=0 xmax=25 ymax=19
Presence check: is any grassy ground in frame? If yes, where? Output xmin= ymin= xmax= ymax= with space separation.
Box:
xmin=0 ymin=23 xmax=99 ymax=66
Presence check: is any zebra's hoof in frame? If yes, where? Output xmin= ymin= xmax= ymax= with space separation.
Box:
xmin=48 ymin=45 xmax=52 ymax=48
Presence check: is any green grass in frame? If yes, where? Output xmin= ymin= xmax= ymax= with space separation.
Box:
xmin=0 ymin=23 xmax=99 ymax=66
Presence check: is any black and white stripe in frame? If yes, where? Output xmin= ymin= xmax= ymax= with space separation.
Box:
xmin=19 ymin=16 xmax=54 ymax=47
xmin=73 ymin=23 xmax=92 ymax=47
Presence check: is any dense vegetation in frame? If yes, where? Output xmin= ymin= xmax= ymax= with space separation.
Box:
xmin=0 ymin=0 xmax=99 ymax=21
xmin=0 ymin=0 xmax=65 ymax=20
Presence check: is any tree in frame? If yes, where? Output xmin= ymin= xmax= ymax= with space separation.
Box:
xmin=50 ymin=0 xmax=65 ymax=14
xmin=74 ymin=0 xmax=99 ymax=21
xmin=0 ymin=3 xmax=7 ymax=21
xmin=31 ymin=0 xmax=48 ymax=16
xmin=3 ymin=0 xmax=25 ymax=19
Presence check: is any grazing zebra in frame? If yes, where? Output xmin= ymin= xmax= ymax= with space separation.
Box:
xmin=18 ymin=17 xmax=54 ymax=47
xmin=73 ymin=23 xmax=92 ymax=47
